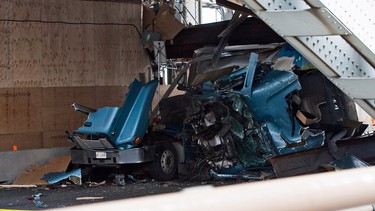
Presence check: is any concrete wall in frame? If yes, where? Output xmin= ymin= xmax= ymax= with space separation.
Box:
xmin=0 ymin=147 xmax=70 ymax=183
xmin=0 ymin=0 xmax=150 ymax=151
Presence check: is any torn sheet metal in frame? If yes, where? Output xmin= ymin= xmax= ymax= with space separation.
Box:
xmin=165 ymin=17 xmax=284 ymax=58
xmin=42 ymin=169 xmax=81 ymax=185
xmin=270 ymin=135 xmax=375 ymax=177
xmin=327 ymin=154 xmax=369 ymax=170
xmin=161 ymin=40 xmax=374 ymax=179
xmin=160 ymin=49 xmax=333 ymax=180
xmin=163 ymin=34 xmax=367 ymax=179
xmin=32 ymin=193 xmax=48 ymax=208
xmin=188 ymin=51 xmax=249 ymax=86
xmin=68 ymin=33 xmax=369 ymax=181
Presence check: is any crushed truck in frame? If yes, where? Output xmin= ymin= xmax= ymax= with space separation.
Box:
xmin=67 ymin=44 xmax=370 ymax=181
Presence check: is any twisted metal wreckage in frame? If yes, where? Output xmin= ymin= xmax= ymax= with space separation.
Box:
xmin=67 ymin=42 xmax=371 ymax=181
xmin=157 ymin=43 xmax=368 ymax=179
xmin=67 ymin=10 xmax=374 ymax=181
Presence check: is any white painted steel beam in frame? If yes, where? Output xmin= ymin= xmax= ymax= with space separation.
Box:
xmin=240 ymin=0 xmax=375 ymax=118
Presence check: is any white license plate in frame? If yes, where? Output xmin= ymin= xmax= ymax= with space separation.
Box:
xmin=96 ymin=152 xmax=107 ymax=159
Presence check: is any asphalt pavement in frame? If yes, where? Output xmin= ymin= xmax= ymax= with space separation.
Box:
xmin=0 ymin=179 xmax=240 ymax=210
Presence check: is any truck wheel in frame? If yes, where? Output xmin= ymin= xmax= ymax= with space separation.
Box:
xmin=149 ymin=143 xmax=178 ymax=181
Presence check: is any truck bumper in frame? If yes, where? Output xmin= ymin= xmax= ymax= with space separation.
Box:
xmin=71 ymin=146 xmax=156 ymax=165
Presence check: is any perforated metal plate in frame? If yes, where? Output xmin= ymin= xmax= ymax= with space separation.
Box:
xmin=318 ymin=0 xmax=375 ymax=56
xmin=300 ymin=35 xmax=375 ymax=78
xmin=256 ymin=0 xmax=310 ymax=10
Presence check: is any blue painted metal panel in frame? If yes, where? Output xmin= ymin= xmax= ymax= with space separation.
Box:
xmin=75 ymin=107 xmax=119 ymax=135
xmin=246 ymin=70 xmax=324 ymax=154
xmin=247 ymin=70 xmax=301 ymax=152
xmin=241 ymin=52 xmax=258 ymax=96
xmin=42 ymin=169 xmax=81 ymax=184
xmin=75 ymin=79 xmax=158 ymax=149
xmin=109 ymin=79 xmax=158 ymax=149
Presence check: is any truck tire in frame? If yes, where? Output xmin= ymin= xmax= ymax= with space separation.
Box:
xmin=149 ymin=143 xmax=178 ymax=181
